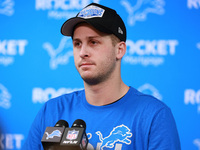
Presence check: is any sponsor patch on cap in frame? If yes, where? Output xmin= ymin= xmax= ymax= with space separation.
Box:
xmin=77 ymin=5 xmax=105 ymax=19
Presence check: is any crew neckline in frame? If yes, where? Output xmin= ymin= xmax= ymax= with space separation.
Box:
xmin=82 ymin=86 xmax=133 ymax=111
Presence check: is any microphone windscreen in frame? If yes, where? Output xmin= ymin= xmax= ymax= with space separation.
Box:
xmin=72 ymin=119 xmax=86 ymax=129
xmin=55 ymin=120 xmax=69 ymax=128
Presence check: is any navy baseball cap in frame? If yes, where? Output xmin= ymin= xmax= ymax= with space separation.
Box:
xmin=61 ymin=3 xmax=126 ymax=42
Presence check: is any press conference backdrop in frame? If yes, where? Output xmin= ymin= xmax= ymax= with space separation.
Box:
xmin=0 ymin=0 xmax=199 ymax=149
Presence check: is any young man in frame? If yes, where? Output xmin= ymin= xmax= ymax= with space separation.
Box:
xmin=23 ymin=3 xmax=181 ymax=150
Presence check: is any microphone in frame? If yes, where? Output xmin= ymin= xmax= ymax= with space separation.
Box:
xmin=41 ymin=120 xmax=69 ymax=150
xmin=60 ymin=119 xmax=88 ymax=150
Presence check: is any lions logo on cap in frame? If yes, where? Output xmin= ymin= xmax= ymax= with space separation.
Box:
xmin=78 ymin=5 xmax=105 ymax=19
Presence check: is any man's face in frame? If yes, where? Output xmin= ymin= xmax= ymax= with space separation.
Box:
xmin=73 ymin=23 xmax=118 ymax=85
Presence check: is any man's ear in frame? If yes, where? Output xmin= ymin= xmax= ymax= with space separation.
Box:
xmin=116 ymin=41 xmax=126 ymax=60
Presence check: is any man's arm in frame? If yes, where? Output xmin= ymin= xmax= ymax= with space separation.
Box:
xmin=148 ymin=107 xmax=181 ymax=150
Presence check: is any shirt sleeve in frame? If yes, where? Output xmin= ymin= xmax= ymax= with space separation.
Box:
xmin=148 ymin=107 xmax=181 ymax=150
xmin=22 ymin=105 xmax=46 ymax=150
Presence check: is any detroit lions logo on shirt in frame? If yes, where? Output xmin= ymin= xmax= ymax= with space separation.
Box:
xmin=96 ymin=124 xmax=132 ymax=149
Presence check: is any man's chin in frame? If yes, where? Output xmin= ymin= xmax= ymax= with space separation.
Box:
xmin=81 ymin=76 xmax=101 ymax=85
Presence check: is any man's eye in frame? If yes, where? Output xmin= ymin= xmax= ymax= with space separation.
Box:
xmin=74 ymin=42 xmax=81 ymax=47
xmin=90 ymin=40 xmax=98 ymax=45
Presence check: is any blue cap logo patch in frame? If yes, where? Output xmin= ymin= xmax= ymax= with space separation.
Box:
xmin=78 ymin=5 xmax=105 ymax=19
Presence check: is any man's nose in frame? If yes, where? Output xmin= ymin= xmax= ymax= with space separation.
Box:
xmin=79 ymin=44 xmax=90 ymax=58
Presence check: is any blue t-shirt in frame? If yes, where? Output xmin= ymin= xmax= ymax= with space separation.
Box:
xmin=23 ymin=87 xmax=181 ymax=150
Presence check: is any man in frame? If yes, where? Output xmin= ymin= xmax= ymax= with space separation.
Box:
xmin=23 ymin=3 xmax=181 ymax=150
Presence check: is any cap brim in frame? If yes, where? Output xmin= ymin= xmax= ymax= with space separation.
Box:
xmin=61 ymin=17 xmax=87 ymax=36
xmin=61 ymin=17 xmax=114 ymax=38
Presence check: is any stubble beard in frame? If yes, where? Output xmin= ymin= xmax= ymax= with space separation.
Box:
xmin=79 ymin=58 xmax=117 ymax=86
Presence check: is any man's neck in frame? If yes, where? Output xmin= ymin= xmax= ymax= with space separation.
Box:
xmin=83 ymin=78 xmax=129 ymax=106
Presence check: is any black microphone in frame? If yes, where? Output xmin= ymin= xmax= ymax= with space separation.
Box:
xmin=41 ymin=120 xmax=69 ymax=150
xmin=60 ymin=119 xmax=88 ymax=150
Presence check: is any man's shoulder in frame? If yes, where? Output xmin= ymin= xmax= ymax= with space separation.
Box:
xmin=128 ymin=86 xmax=169 ymax=110
xmin=45 ymin=89 xmax=85 ymax=105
